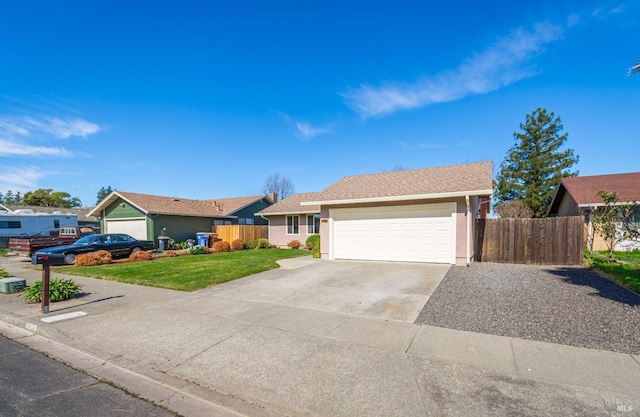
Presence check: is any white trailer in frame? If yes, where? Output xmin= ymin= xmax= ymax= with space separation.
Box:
xmin=0 ymin=209 xmax=78 ymax=237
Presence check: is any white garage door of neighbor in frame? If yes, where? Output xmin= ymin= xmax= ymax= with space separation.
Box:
xmin=331 ymin=203 xmax=455 ymax=264
xmin=105 ymin=219 xmax=148 ymax=241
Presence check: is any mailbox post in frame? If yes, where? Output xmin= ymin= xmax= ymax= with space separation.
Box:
xmin=31 ymin=253 xmax=66 ymax=314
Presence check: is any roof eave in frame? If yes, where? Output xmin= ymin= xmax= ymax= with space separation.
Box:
xmin=300 ymin=189 xmax=493 ymax=206
xmin=88 ymin=191 xmax=149 ymax=217
xmin=259 ymin=210 xmax=321 ymax=216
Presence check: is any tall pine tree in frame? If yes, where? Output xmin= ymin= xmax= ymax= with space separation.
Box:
xmin=494 ymin=108 xmax=578 ymax=218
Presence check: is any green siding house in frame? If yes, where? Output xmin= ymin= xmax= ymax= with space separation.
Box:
xmin=89 ymin=191 xmax=273 ymax=242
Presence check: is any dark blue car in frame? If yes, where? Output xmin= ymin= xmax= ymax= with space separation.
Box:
xmin=37 ymin=233 xmax=155 ymax=265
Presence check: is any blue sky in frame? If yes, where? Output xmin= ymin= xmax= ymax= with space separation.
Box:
xmin=1 ymin=1 xmax=638 ymax=207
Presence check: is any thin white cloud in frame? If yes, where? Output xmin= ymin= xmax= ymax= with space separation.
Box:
xmin=23 ymin=116 xmax=100 ymax=138
xmin=295 ymin=122 xmax=331 ymax=139
xmin=0 ymin=166 xmax=50 ymax=194
xmin=273 ymin=111 xmax=332 ymax=139
xmin=592 ymin=5 xmax=625 ymax=17
xmin=0 ymin=139 xmax=72 ymax=157
xmin=0 ymin=115 xmax=100 ymax=140
xmin=341 ymin=21 xmax=566 ymax=118
xmin=0 ymin=119 xmax=30 ymax=136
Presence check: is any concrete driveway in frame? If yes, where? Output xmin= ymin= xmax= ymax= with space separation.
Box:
xmin=207 ymin=258 xmax=450 ymax=322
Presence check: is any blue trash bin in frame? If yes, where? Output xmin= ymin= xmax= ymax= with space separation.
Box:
xmin=196 ymin=232 xmax=210 ymax=247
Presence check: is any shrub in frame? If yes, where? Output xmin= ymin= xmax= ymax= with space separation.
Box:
xmin=0 ymin=267 xmax=10 ymax=278
xmin=75 ymin=250 xmax=112 ymax=266
xmin=164 ymin=250 xmax=177 ymax=257
xmin=253 ymin=238 xmax=270 ymax=249
xmin=129 ymin=251 xmax=153 ymax=262
xmin=189 ymin=245 xmax=209 ymax=255
xmin=231 ymin=239 xmax=245 ymax=251
xmin=287 ymin=240 xmax=302 ymax=249
xmin=213 ymin=241 xmax=231 ymax=253
xmin=305 ymin=235 xmax=320 ymax=258
xmin=22 ymin=278 xmax=80 ymax=303
xmin=244 ymin=241 xmax=255 ymax=249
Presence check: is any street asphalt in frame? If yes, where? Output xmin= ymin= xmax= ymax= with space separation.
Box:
xmin=0 ymin=333 xmax=176 ymax=417
xmin=0 ymin=254 xmax=638 ymax=417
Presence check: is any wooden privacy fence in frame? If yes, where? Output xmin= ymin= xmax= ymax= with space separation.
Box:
xmin=213 ymin=225 xmax=266 ymax=244
xmin=475 ymin=216 xmax=584 ymax=265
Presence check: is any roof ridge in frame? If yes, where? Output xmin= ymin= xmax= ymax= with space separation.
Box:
xmin=332 ymin=161 xmax=492 ymax=182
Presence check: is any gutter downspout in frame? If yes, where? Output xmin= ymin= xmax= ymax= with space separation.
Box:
xmin=260 ymin=214 xmax=269 ymax=241
xmin=465 ymin=195 xmax=471 ymax=267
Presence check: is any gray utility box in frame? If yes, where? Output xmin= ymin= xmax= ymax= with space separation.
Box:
xmin=0 ymin=277 xmax=26 ymax=294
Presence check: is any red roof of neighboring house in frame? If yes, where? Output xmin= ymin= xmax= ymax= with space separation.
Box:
xmin=560 ymin=173 xmax=640 ymax=206
xmin=548 ymin=172 xmax=640 ymax=215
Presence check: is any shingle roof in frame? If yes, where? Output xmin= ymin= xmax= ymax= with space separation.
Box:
xmin=558 ymin=172 xmax=640 ymax=206
xmin=93 ymin=191 xmax=268 ymax=218
xmin=259 ymin=192 xmax=322 ymax=215
xmin=305 ymin=161 xmax=493 ymax=204
xmin=204 ymin=196 xmax=271 ymax=215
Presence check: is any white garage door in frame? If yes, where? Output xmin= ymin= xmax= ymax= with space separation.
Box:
xmin=331 ymin=203 xmax=455 ymax=264
xmin=105 ymin=219 xmax=148 ymax=240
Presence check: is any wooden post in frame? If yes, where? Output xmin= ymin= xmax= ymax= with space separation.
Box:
xmin=41 ymin=265 xmax=50 ymax=314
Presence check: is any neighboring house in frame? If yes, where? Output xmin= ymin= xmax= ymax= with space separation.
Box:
xmin=259 ymin=162 xmax=492 ymax=265
xmin=89 ymin=191 xmax=273 ymax=242
xmin=548 ymin=172 xmax=640 ymax=251
xmin=258 ymin=192 xmax=322 ymax=247
xmin=2 ymin=204 xmax=100 ymax=229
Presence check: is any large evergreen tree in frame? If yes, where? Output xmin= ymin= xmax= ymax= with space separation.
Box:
xmin=494 ymin=108 xmax=579 ymax=218
xmin=96 ymin=185 xmax=113 ymax=204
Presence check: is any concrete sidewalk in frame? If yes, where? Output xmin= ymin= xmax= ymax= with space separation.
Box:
xmin=1 ymin=257 xmax=638 ymax=416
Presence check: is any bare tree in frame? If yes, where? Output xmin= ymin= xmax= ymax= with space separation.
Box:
xmin=495 ymin=200 xmax=534 ymax=218
xmin=263 ymin=173 xmax=295 ymax=202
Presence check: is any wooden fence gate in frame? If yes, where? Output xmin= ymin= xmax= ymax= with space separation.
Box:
xmin=475 ymin=216 xmax=584 ymax=265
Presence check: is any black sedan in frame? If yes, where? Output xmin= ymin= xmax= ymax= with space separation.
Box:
xmin=37 ymin=234 xmax=155 ymax=265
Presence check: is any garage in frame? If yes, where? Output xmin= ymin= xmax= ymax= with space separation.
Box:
xmin=105 ymin=219 xmax=148 ymax=240
xmin=330 ymin=203 xmax=456 ymax=264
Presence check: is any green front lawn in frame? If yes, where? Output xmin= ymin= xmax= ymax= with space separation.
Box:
xmin=589 ymin=250 xmax=640 ymax=294
xmin=57 ymin=249 xmax=310 ymax=291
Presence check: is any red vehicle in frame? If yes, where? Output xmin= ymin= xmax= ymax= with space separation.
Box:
xmin=8 ymin=226 xmax=97 ymax=256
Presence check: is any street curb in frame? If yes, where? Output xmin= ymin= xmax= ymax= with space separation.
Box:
xmin=0 ymin=316 xmax=288 ymax=417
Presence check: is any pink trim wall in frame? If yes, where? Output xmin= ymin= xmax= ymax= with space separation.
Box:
xmin=268 ymin=213 xmax=320 ymax=247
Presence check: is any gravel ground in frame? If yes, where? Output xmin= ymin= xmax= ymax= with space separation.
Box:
xmin=416 ymin=262 xmax=640 ymax=354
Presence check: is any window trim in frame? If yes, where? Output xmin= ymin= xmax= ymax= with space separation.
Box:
xmin=307 ymin=214 xmax=320 ymax=234
xmin=286 ymin=215 xmax=300 ymax=235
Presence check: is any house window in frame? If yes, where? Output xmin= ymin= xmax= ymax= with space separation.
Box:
xmin=54 ymin=219 xmax=60 ymax=228
xmin=0 ymin=221 xmax=21 ymax=229
xmin=287 ymin=215 xmax=299 ymax=234
xmin=238 ymin=218 xmax=254 ymax=225
xmin=307 ymin=214 xmax=320 ymax=234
